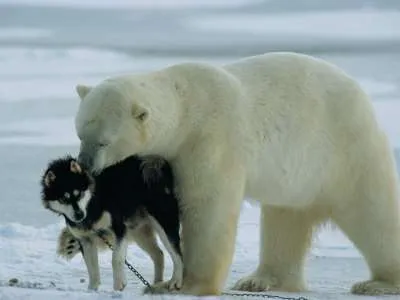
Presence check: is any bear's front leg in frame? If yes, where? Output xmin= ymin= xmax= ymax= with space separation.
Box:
xmin=176 ymin=151 xmax=246 ymax=296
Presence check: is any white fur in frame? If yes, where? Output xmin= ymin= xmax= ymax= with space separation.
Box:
xmin=80 ymin=238 xmax=100 ymax=290
xmin=149 ymin=216 xmax=183 ymax=290
xmin=74 ymin=52 xmax=400 ymax=296
xmin=48 ymin=201 xmax=75 ymax=221
xmin=48 ymin=189 xmax=91 ymax=222
xmin=112 ymin=238 xmax=128 ymax=291
xmin=78 ymin=190 xmax=91 ymax=216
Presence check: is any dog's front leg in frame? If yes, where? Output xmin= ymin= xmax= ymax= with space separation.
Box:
xmin=80 ymin=237 xmax=100 ymax=290
xmin=112 ymin=227 xmax=128 ymax=291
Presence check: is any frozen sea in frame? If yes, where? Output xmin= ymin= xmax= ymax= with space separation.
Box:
xmin=1 ymin=0 xmax=400 ymax=299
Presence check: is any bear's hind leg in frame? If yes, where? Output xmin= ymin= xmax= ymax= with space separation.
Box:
xmin=233 ymin=205 xmax=319 ymax=292
xmin=331 ymin=167 xmax=400 ymax=295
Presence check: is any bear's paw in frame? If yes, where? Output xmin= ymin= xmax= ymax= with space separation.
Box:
xmin=351 ymin=280 xmax=400 ymax=295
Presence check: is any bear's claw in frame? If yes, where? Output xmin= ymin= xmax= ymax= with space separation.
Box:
xmin=351 ymin=280 xmax=400 ymax=295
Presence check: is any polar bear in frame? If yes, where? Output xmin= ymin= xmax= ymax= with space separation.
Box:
xmin=74 ymin=52 xmax=400 ymax=296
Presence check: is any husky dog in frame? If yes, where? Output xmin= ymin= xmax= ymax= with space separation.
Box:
xmin=40 ymin=155 xmax=182 ymax=292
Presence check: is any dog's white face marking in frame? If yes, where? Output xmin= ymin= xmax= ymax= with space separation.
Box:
xmin=48 ymin=201 xmax=75 ymax=221
xmin=78 ymin=189 xmax=91 ymax=214
xmin=48 ymin=189 xmax=92 ymax=223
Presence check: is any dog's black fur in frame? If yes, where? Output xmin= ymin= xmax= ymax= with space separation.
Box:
xmin=41 ymin=154 xmax=182 ymax=256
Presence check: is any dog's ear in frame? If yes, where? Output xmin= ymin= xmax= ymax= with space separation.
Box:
xmin=70 ymin=160 xmax=82 ymax=173
xmin=44 ymin=171 xmax=56 ymax=187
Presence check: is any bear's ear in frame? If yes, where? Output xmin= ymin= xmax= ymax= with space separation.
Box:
xmin=75 ymin=84 xmax=92 ymax=100
xmin=131 ymin=105 xmax=149 ymax=123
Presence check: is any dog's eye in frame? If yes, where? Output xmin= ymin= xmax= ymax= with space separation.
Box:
xmin=98 ymin=143 xmax=108 ymax=148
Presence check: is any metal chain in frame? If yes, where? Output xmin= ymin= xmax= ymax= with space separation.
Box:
xmin=222 ymin=291 xmax=308 ymax=299
xmin=95 ymin=230 xmax=307 ymax=300
xmin=123 ymin=259 xmax=151 ymax=288
xmin=95 ymin=230 xmax=151 ymax=288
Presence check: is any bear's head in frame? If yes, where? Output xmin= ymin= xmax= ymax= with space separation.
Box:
xmin=74 ymin=79 xmax=161 ymax=173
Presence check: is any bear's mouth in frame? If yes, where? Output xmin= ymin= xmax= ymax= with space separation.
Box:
xmin=78 ymin=151 xmax=94 ymax=170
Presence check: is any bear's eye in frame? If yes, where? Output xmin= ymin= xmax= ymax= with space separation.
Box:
xmin=137 ymin=111 xmax=148 ymax=122
xmin=97 ymin=143 xmax=108 ymax=148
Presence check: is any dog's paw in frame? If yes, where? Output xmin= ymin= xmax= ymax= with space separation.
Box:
xmin=351 ymin=280 xmax=400 ymax=295
xmin=143 ymin=281 xmax=170 ymax=294
xmin=143 ymin=277 xmax=182 ymax=295
xmin=87 ymin=280 xmax=100 ymax=291
xmin=168 ymin=272 xmax=183 ymax=290
xmin=57 ymin=228 xmax=81 ymax=260
xmin=113 ymin=275 xmax=127 ymax=291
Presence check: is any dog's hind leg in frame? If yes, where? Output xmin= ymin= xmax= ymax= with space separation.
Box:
xmin=132 ymin=223 xmax=165 ymax=283
xmin=148 ymin=216 xmax=183 ymax=291
xmin=80 ymin=237 xmax=101 ymax=290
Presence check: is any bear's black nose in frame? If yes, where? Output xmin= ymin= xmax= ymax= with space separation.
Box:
xmin=78 ymin=151 xmax=93 ymax=170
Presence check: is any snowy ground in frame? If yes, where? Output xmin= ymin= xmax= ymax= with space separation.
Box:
xmin=1 ymin=0 xmax=400 ymax=299
xmin=1 ymin=206 xmax=392 ymax=300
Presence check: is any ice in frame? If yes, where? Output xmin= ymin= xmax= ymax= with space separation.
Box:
xmin=0 ymin=47 xmax=229 ymax=102
xmin=187 ymin=9 xmax=400 ymax=41
xmin=372 ymin=100 xmax=400 ymax=147
xmin=2 ymin=206 xmax=396 ymax=300
xmin=0 ymin=28 xmax=52 ymax=40
xmin=0 ymin=118 xmax=78 ymax=146
xmin=1 ymin=2 xmax=400 ymax=298
xmin=0 ymin=0 xmax=259 ymax=9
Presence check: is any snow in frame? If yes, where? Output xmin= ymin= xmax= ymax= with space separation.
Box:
xmin=0 ymin=28 xmax=52 ymax=40
xmin=187 ymin=10 xmax=400 ymax=42
xmin=1 ymin=2 xmax=400 ymax=299
xmin=0 ymin=47 xmax=229 ymax=102
xmin=0 ymin=118 xmax=78 ymax=146
xmin=2 ymin=206 xmax=397 ymax=300
xmin=0 ymin=0 xmax=260 ymax=9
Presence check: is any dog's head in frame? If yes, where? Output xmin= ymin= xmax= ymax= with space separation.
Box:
xmin=40 ymin=155 xmax=94 ymax=223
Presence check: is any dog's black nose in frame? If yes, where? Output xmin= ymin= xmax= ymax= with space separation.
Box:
xmin=74 ymin=210 xmax=85 ymax=222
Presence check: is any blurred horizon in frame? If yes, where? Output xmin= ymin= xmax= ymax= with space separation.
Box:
xmin=1 ymin=0 xmax=400 ymax=226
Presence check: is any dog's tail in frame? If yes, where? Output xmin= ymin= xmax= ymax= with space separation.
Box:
xmin=56 ymin=227 xmax=81 ymax=260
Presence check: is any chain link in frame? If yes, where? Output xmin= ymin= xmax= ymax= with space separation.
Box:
xmin=124 ymin=259 xmax=151 ymax=288
xmin=95 ymin=230 xmax=307 ymax=300
xmin=222 ymin=291 xmax=308 ymax=299
xmin=95 ymin=230 xmax=151 ymax=288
